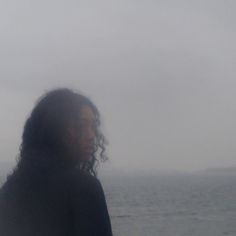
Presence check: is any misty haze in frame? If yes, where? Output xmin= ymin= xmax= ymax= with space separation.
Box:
xmin=0 ymin=0 xmax=236 ymax=235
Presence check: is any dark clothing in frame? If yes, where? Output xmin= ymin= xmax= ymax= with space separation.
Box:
xmin=0 ymin=166 xmax=113 ymax=236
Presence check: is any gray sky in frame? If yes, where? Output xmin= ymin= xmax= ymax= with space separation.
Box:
xmin=0 ymin=0 xmax=236 ymax=171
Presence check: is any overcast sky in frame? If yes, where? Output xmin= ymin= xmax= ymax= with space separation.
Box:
xmin=0 ymin=0 xmax=236 ymax=171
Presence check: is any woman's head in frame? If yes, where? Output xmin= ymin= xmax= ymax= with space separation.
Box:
xmin=18 ymin=88 xmax=107 ymax=175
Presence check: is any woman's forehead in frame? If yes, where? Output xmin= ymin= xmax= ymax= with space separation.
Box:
xmin=79 ymin=106 xmax=96 ymax=121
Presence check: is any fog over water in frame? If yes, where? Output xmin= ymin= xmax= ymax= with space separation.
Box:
xmin=0 ymin=0 xmax=236 ymax=171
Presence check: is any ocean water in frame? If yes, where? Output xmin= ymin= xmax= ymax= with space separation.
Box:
xmin=101 ymin=173 xmax=236 ymax=236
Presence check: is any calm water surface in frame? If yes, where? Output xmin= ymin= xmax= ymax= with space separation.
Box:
xmin=101 ymin=173 xmax=236 ymax=236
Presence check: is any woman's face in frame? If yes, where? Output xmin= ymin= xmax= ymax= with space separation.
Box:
xmin=66 ymin=105 xmax=96 ymax=162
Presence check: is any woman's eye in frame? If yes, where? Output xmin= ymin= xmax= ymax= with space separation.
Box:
xmin=78 ymin=120 xmax=97 ymax=133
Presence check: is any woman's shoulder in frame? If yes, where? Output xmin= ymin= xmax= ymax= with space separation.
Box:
xmin=55 ymin=168 xmax=103 ymax=195
xmin=53 ymin=168 xmax=112 ymax=236
xmin=64 ymin=168 xmax=99 ymax=184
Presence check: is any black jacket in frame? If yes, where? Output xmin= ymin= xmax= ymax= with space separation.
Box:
xmin=0 ymin=166 xmax=113 ymax=236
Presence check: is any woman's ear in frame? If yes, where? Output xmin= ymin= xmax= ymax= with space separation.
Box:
xmin=62 ymin=121 xmax=77 ymax=147
xmin=67 ymin=126 xmax=76 ymax=138
xmin=65 ymin=118 xmax=78 ymax=138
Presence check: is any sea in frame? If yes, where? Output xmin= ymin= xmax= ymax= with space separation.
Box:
xmin=100 ymin=172 xmax=236 ymax=236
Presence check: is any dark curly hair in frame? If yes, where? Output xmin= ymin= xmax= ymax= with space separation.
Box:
xmin=13 ymin=88 xmax=107 ymax=177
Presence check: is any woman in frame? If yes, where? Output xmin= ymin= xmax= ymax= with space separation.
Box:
xmin=0 ymin=88 xmax=113 ymax=236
